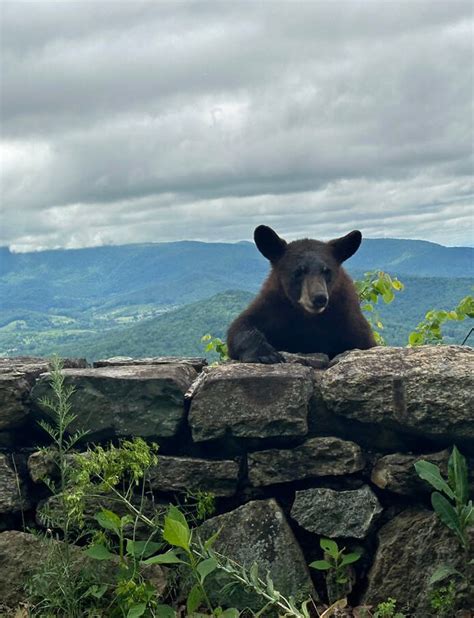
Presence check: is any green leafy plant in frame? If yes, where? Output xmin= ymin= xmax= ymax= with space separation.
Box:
xmin=184 ymin=489 xmax=216 ymax=523
xmin=36 ymin=356 xmax=89 ymax=537
xmin=64 ymin=437 xmax=160 ymax=529
xmin=201 ymin=333 xmax=229 ymax=362
xmin=85 ymin=508 xmax=163 ymax=617
xmin=355 ymin=271 xmax=404 ymax=344
xmin=414 ymin=446 xmax=473 ymax=552
xmin=429 ymin=581 xmax=457 ymax=618
xmin=195 ymin=548 xmax=315 ymax=618
xmin=141 ymin=505 xmax=236 ymax=617
xmin=408 ymin=294 xmax=474 ymax=346
xmin=373 ymin=597 xmax=406 ymax=618
xmin=26 ymin=357 xmax=100 ymax=617
xmin=309 ymin=538 xmax=361 ymax=604
xmin=29 ymin=359 xmax=165 ymax=617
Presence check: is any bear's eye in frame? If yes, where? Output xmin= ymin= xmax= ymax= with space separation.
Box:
xmin=322 ymin=266 xmax=331 ymax=278
xmin=294 ymin=265 xmax=308 ymax=278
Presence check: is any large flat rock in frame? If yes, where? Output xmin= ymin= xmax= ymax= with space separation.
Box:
xmin=197 ymin=499 xmax=316 ymax=611
xmin=363 ymin=509 xmax=474 ymax=614
xmin=188 ymin=363 xmax=313 ymax=442
xmin=291 ymin=485 xmax=382 ymax=539
xmin=248 ymin=436 xmax=365 ymax=486
xmin=0 ymin=357 xmax=87 ymax=431
xmin=31 ymin=364 xmax=197 ymax=441
xmin=94 ymin=356 xmax=207 ymax=372
xmin=320 ymin=346 xmax=474 ymax=443
xmin=148 ymin=455 xmax=240 ymax=496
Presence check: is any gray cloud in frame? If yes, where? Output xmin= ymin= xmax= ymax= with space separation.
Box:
xmin=1 ymin=0 xmax=473 ymax=251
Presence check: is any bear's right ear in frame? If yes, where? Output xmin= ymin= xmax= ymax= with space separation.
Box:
xmin=254 ymin=225 xmax=287 ymax=262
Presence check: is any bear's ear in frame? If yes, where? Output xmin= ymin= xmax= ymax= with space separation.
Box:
xmin=254 ymin=225 xmax=287 ymax=262
xmin=328 ymin=230 xmax=362 ymax=263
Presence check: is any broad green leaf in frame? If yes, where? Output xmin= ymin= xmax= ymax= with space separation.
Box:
xmin=414 ymin=460 xmax=455 ymax=499
xmin=126 ymin=539 xmax=163 ymax=559
xmin=167 ymin=505 xmax=189 ymax=529
xmin=163 ymin=514 xmax=190 ymax=551
xmin=85 ymin=544 xmax=115 ymax=561
xmin=341 ymin=551 xmax=361 ymax=566
xmin=127 ymin=604 xmax=147 ymax=618
xmin=320 ymin=538 xmax=339 ymax=558
xmin=187 ymin=583 xmax=204 ymax=615
xmin=95 ymin=509 xmax=121 ymax=533
xmin=309 ymin=559 xmax=332 ymax=570
xmin=431 ymin=492 xmax=465 ymax=545
xmin=142 ymin=550 xmax=183 ymax=565
xmin=429 ymin=564 xmax=462 ymax=585
xmin=197 ymin=557 xmax=218 ymax=583
xmin=448 ymin=446 xmax=468 ymax=505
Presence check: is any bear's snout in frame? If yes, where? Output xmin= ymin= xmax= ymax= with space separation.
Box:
xmin=312 ymin=293 xmax=328 ymax=310
xmin=298 ymin=277 xmax=329 ymax=314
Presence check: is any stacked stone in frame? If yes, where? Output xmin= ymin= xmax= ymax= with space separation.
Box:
xmin=0 ymin=347 xmax=473 ymax=614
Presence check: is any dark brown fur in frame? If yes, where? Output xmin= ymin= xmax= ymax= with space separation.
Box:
xmin=227 ymin=226 xmax=376 ymax=362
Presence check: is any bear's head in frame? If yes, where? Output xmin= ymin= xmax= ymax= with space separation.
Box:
xmin=254 ymin=225 xmax=362 ymax=315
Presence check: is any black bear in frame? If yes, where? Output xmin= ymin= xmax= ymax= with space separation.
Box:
xmin=227 ymin=225 xmax=376 ymax=362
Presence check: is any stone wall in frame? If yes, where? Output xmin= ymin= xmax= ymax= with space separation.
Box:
xmin=0 ymin=346 xmax=473 ymax=615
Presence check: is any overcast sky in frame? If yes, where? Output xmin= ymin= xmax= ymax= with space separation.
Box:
xmin=1 ymin=1 xmax=473 ymax=252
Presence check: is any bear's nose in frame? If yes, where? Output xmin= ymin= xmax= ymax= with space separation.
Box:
xmin=312 ymin=294 xmax=328 ymax=309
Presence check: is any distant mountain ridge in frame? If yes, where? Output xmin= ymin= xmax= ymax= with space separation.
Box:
xmin=1 ymin=235 xmax=472 ymax=359
xmin=1 ymin=238 xmax=472 ymax=317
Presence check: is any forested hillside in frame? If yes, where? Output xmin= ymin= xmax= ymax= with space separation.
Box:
xmin=1 ymin=239 xmax=472 ymax=360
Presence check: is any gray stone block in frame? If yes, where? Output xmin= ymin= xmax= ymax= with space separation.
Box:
xmin=197 ymin=499 xmax=316 ymax=611
xmin=148 ymin=455 xmax=240 ymax=496
xmin=188 ymin=363 xmax=313 ymax=442
xmin=248 ymin=436 xmax=365 ymax=486
xmin=31 ymin=364 xmax=197 ymax=440
xmin=291 ymin=485 xmax=382 ymax=539
xmin=0 ymin=357 xmax=87 ymax=431
xmin=320 ymin=346 xmax=474 ymax=443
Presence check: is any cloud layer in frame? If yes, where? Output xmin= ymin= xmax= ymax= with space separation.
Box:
xmin=1 ymin=1 xmax=473 ymax=251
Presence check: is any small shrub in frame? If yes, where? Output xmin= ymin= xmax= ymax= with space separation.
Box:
xmin=309 ymin=538 xmax=361 ymax=604
xmin=414 ymin=445 xmax=473 ymax=552
xmin=408 ymin=294 xmax=474 ymax=346
xmin=430 ymin=581 xmax=457 ymax=617
xmin=373 ymin=597 xmax=406 ymax=618
xmin=354 ymin=271 xmax=404 ymax=344
xmin=201 ymin=333 xmax=229 ymax=362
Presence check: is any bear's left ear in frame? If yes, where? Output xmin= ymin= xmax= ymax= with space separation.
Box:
xmin=254 ymin=225 xmax=287 ymax=262
xmin=328 ymin=230 xmax=362 ymax=263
